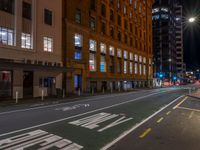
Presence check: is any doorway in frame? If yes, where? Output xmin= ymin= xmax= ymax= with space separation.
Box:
xmin=23 ymin=71 xmax=33 ymax=98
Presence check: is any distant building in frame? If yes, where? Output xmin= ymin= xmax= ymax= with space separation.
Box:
xmin=0 ymin=0 xmax=64 ymax=99
xmin=63 ymin=0 xmax=154 ymax=94
xmin=152 ymin=0 xmax=184 ymax=82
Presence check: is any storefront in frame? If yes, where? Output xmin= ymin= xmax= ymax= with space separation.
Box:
xmin=0 ymin=70 xmax=12 ymax=99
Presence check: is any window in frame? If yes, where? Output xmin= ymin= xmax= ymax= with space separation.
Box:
xmin=124 ymin=34 xmax=128 ymax=44
xmin=21 ymin=33 xmax=32 ymax=49
xmin=75 ymin=9 xmax=81 ymax=23
xmin=74 ymin=33 xmax=82 ymax=60
xmin=130 ymin=62 xmax=133 ymax=74
xmin=118 ymin=31 xmax=121 ymax=41
xmin=109 ymin=46 xmax=115 ymax=56
xmin=117 ymin=49 xmax=122 ymax=58
xmin=117 ymin=60 xmax=121 ymax=73
xmin=101 ymin=22 xmax=106 ymax=34
xmin=100 ymin=43 xmax=106 ymax=54
xmin=124 ymin=5 xmax=127 ymax=14
xmin=118 ymin=15 xmax=121 ymax=26
xmin=110 ymin=57 xmax=114 ymax=73
xmin=90 ymin=0 xmax=96 ymax=10
xmin=43 ymin=37 xmax=53 ymax=52
xmin=75 ymin=51 xmax=81 ymax=60
xmin=44 ymin=9 xmax=52 ymax=25
xmin=134 ymin=54 xmax=138 ymax=62
xmin=74 ymin=33 xmax=82 ymax=47
xmin=124 ymin=50 xmax=128 ymax=59
xmin=110 ymin=9 xmax=114 ymax=21
xmin=110 ymin=26 xmax=114 ymax=38
xmin=130 ymin=23 xmax=133 ymax=32
xmin=130 ymin=53 xmax=133 ymax=61
xmin=89 ymin=53 xmax=96 ymax=71
xmin=23 ymin=2 xmax=31 ymax=20
xmin=0 ymin=0 xmax=14 ymax=14
xmin=124 ymin=61 xmax=127 ymax=74
xmin=89 ymin=39 xmax=97 ymax=51
xmin=124 ymin=20 xmax=128 ymax=30
xmin=90 ymin=17 xmax=96 ymax=31
xmin=143 ymin=64 xmax=146 ymax=75
xmin=100 ymin=55 xmax=106 ymax=72
xmin=101 ymin=3 xmax=106 ymax=17
xmin=135 ymin=63 xmax=138 ymax=74
xmin=0 ymin=27 xmax=14 ymax=46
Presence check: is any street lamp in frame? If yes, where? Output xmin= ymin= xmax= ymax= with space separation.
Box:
xmin=188 ymin=17 xmax=196 ymax=23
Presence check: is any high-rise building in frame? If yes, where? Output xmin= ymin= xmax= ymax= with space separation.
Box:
xmin=63 ymin=0 xmax=154 ymax=94
xmin=0 ymin=0 xmax=64 ymax=99
xmin=152 ymin=0 xmax=184 ymax=82
xmin=175 ymin=4 xmax=185 ymax=80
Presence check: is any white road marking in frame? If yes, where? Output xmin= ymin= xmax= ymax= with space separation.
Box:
xmin=0 ymin=91 xmax=171 ymax=138
xmin=69 ymin=112 xmax=132 ymax=131
xmin=0 ymin=130 xmax=83 ymax=150
xmin=101 ymin=95 xmax=185 ymax=150
xmin=56 ymin=104 xmax=90 ymax=111
xmin=0 ymin=89 xmax=173 ymax=116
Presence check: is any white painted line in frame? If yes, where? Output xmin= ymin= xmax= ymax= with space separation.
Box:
xmin=0 ymin=89 xmax=156 ymax=116
xmin=101 ymin=95 xmax=185 ymax=150
xmin=0 ymin=90 xmax=172 ymax=138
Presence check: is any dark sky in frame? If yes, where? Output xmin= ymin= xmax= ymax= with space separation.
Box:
xmin=182 ymin=0 xmax=200 ymax=70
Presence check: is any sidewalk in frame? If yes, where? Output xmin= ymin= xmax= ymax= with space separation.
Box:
xmin=0 ymin=88 xmax=150 ymax=108
xmin=189 ymin=88 xmax=200 ymax=99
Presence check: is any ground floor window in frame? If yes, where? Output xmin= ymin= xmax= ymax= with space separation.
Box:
xmin=0 ymin=71 xmax=12 ymax=98
xmin=100 ymin=55 xmax=106 ymax=72
xmin=89 ymin=53 xmax=96 ymax=71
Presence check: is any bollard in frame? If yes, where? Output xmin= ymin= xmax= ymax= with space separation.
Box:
xmin=102 ymin=87 xmax=105 ymax=94
xmin=16 ymin=91 xmax=18 ymax=104
xmin=92 ymin=88 xmax=94 ymax=95
xmin=63 ymin=89 xmax=65 ymax=98
xmin=189 ymin=88 xmax=191 ymax=95
xmin=41 ymin=89 xmax=44 ymax=101
xmin=78 ymin=88 xmax=81 ymax=96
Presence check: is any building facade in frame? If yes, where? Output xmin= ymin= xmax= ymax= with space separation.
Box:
xmin=63 ymin=0 xmax=154 ymax=94
xmin=152 ymin=0 xmax=181 ymax=82
xmin=0 ymin=0 xmax=64 ymax=99
xmin=175 ymin=4 xmax=185 ymax=80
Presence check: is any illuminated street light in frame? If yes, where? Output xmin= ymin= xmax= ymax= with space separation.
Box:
xmin=188 ymin=17 xmax=196 ymax=23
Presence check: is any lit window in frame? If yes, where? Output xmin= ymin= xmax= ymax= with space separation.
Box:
xmin=124 ymin=61 xmax=127 ymax=74
xmin=75 ymin=51 xmax=81 ymax=60
xmin=117 ymin=49 xmax=122 ymax=58
xmin=89 ymin=39 xmax=97 ymax=51
xmin=143 ymin=64 xmax=146 ymax=75
xmin=130 ymin=0 xmax=132 ymax=5
xmin=143 ymin=57 xmax=146 ymax=64
xmin=100 ymin=55 xmax=106 ymax=72
xmin=124 ymin=50 xmax=128 ymax=59
xmin=74 ymin=33 xmax=82 ymax=47
xmin=124 ymin=5 xmax=127 ymax=14
xmin=161 ymin=8 xmax=168 ymax=12
xmin=100 ymin=43 xmax=106 ymax=54
xmin=139 ymin=56 xmax=142 ymax=63
xmin=161 ymin=14 xmax=169 ymax=19
xmin=75 ymin=9 xmax=81 ymax=23
xmin=43 ymin=37 xmax=53 ymax=52
xmin=135 ymin=62 xmax=138 ymax=74
xmin=152 ymin=8 xmax=159 ymax=13
xmin=109 ymin=46 xmax=115 ymax=56
xmin=134 ymin=54 xmax=138 ymax=62
xmin=152 ymin=15 xmax=160 ymax=20
xmin=130 ymin=62 xmax=133 ymax=74
xmin=89 ymin=53 xmax=96 ymax=71
xmin=0 ymin=27 xmax=14 ymax=46
xmin=130 ymin=53 xmax=133 ymax=61
xmin=21 ymin=33 xmax=32 ymax=49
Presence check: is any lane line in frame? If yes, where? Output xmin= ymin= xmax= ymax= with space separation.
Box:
xmin=0 ymin=91 xmax=174 ymax=138
xmin=166 ymin=111 xmax=171 ymax=115
xmin=101 ymin=95 xmax=185 ymax=150
xmin=188 ymin=111 xmax=194 ymax=119
xmin=139 ymin=128 xmax=152 ymax=138
xmin=177 ymin=106 xmax=200 ymax=112
xmin=157 ymin=117 xmax=164 ymax=123
xmin=0 ymin=89 xmax=167 ymax=116
xmin=173 ymin=96 xmax=188 ymax=110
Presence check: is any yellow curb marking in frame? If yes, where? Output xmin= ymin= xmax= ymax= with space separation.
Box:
xmin=139 ymin=128 xmax=152 ymax=139
xmin=157 ymin=117 xmax=164 ymax=123
xmin=166 ymin=111 xmax=171 ymax=115
xmin=173 ymin=96 xmax=188 ymax=110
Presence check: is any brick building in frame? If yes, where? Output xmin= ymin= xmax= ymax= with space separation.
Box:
xmin=63 ymin=0 xmax=154 ymax=94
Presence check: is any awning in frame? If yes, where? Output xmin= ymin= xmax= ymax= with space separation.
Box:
xmin=0 ymin=60 xmax=71 ymax=72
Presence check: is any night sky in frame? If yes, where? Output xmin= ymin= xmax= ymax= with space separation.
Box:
xmin=182 ymin=0 xmax=200 ymax=70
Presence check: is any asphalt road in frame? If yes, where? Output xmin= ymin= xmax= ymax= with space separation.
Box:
xmin=108 ymin=96 xmax=200 ymax=150
xmin=0 ymin=85 xmax=199 ymax=150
